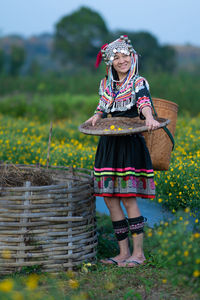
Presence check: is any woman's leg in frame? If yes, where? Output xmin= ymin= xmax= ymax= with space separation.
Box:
xmin=119 ymin=197 xmax=146 ymax=266
xmin=101 ymin=197 xmax=130 ymax=263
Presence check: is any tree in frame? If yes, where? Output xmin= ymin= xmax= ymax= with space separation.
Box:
xmin=9 ymin=45 xmax=26 ymax=76
xmin=53 ymin=6 xmax=109 ymax=69
xmin=0 ymin=48 xmax=5 ymax=74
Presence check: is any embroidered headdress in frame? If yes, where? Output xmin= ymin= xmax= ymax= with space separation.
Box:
xmin=95 ymin=35 xmax=140 ymax=113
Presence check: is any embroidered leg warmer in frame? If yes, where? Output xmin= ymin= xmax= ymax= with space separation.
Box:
xmin=128 ymin=216 xmax=147 ymax=235
xmin=112 ymin=219 xmax=129 ymax=241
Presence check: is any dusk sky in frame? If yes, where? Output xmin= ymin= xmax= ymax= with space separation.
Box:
xmin=0 ymin=0 xmax=199 ymax=46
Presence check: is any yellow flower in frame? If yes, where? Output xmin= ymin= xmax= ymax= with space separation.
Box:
xmin=105 ymin=281 xmax=115 ymax=291
xmin=193 ymin=270 xmax=200 ymax=277
xmin=184 ymin=250 xmax=189 ymax=257
xmin=66 ymin=270 xmax=75 ymax=278
xmin=12 ymin=291 xmax=24 ymax=300
xmin=0 ymin=278 xmax=14 ymax=292
xmin=195 ymin=219 xmax=199 ymax=223
xmin=195 ymin=258 xmax=200 ymax=264
xmin=71 ymin=292 xmax=88 ymax=300
xmin=158 ymin=198 xmax=162 ymax=203
xmin=68 ymin=279 xmax=79 ymax=289
xmin=193 ymin=233 xmax=200 ymax=238
xmin=26 ymin=274 xmax=39 ymax=290
xmin=147 ymin=232 xmax=152 ymax=237
xmin=2 ymin=249 xmax=11 ymax=259
xmin=178 ymin=261 xmax=182 ymax=266
xmin=110 ymin=125 xmax=115 ymax=130
xmin=162 ymin=279 xmax=167 ymax=283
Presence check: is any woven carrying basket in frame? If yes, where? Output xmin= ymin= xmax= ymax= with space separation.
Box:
xmin=0 ymin=164 xmax=97 ymax=274
xmin=142 ymin=98 xmax=178 ymax=171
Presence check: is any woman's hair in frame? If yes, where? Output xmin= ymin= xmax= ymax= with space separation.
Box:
xmin=111 ymin=66 xmax=119 ymax=81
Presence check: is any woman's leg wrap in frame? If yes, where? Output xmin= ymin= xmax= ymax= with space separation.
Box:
xmin=112 ymin=219 xmax=129 ymax=241
xmin=128 ymin=216 xmax=147 ymax=235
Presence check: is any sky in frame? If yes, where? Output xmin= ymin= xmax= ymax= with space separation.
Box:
xmin=0 ymin=0 xmax=199 ymax=46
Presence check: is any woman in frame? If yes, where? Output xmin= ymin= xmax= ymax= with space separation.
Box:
xmin=86 ymin=35 xmax=160 ymax=267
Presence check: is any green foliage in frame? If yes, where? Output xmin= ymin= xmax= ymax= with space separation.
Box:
xmin=9 ymin=45 xmax=26 ymax=76
xmin=53 ymin=6 xmax=109 ymax=68
xmin=0 ymin=48 xmax=5 ymax=73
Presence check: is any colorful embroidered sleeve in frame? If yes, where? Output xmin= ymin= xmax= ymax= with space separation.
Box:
xmin=94 ymin=78 xmax=107 ymax=115
xmin=135 ymin=77 xmax=152 ymax=119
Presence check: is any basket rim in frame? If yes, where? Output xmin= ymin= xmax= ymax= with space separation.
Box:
xmin=0 ymin=163 xmax=93 ymax=190
xmin=152 ymin=97 xmax=179 ymax=109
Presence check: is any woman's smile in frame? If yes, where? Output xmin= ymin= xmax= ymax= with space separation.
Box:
xmin=112 ymin=53 xmax=132 ymax=79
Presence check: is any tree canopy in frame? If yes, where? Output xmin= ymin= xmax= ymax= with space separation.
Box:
xmin=53 ymin=6 xmax=109 ymax=69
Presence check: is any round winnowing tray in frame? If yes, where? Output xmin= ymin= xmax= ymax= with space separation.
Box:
xmin=79 ymin=117 xmax=170 ymax=136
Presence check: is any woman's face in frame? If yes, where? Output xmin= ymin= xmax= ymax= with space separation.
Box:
xmin=112 ymin=52 xmax=132 ymax=76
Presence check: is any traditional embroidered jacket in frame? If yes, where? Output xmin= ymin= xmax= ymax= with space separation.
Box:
xmin=95 ymin=75 xmax=152 ymax=117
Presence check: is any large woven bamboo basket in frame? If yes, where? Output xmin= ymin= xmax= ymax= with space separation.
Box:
xmin=142 ymin=98 xmax=178 ymax=171
xmin=0 ymin=164 xmax=97 ymax=274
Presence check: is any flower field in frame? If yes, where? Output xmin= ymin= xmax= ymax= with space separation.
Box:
xmin=0 ymin=114 xmax=199 ymax=214
xmin=0 ymin=113 xmax=199 ymax=298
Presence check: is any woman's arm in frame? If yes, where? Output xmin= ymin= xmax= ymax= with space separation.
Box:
xmin=141 ymin=106 xmax=160 ymax=131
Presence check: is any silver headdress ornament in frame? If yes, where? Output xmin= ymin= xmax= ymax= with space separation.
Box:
xmin=101 ymin=35 xmax=137 ymax=65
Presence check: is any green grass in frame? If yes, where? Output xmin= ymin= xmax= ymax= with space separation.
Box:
xmin=0 ymin=213 xmax=199 ymax=299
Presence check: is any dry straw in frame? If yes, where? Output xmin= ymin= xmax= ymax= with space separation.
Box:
xmin=0 ymin=164 xmax=97 ymax=274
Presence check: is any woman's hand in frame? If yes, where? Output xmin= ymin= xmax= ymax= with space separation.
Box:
xmin=85 ymin=114 xmax=102 ymax=126
xmin=145 ymin=117 xmax=160 ymax=131
xmin=141 ymin=106 xmax=160 ymax=131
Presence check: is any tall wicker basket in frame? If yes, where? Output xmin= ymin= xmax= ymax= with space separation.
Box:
xmin=0 ymin=165 xmax=97 ymax=274
xmin=142 ymin=98 xmax=178 ymax=171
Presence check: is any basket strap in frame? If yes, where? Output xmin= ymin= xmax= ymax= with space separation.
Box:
xmin=133 ymin=76 xmax=175 ymax=150
xmin=149 ymin=94 xmax=175 ymax=150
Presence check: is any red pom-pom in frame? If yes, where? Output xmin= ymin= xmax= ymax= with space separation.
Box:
xmin=95 ymin=43 xmax=108 ymax=68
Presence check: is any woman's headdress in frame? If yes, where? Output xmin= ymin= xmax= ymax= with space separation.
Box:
xmin=95 ymin=35 xmax=137 ymax=68
xmin=95 ymin=35 xmax=139 ymax=113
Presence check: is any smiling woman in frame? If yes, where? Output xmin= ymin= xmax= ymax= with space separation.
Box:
xmin=84 ymin=35 xmax=160 ymax=268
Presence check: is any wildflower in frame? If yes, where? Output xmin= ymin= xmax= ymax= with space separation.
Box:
xmin=195 ymin=259 xmax=200 ymax=264
xmin=193 ymin=233 xmax=200 ymax=238
xmin=147 ymin=232 xmax=152 ymax=237
xmin=158 ymin=198 xmax=162 ymax=203
xmin=162 ymin=279 xmax=167 ymax=283
xmin=177 ymin=261 xmax=182 ymax=266
xmin=110 ymin=125 xmax=115 ymax=130
xmin=12 ymin=291 xmax=24 ymax=300
xmin=0 ymin=278 xmax=14 ymax=292
xmin=193 ymin=270 xmax=200 ymax=277
xmin=71 ymin=292 xmax=88 ymax=300
xmin=105 ymin=281 xmax=115 ymax=291
xmin=184 ymin=251 xmax=189 ymax=257
xmin=68 ymin=279 xmax=79 ymax=289
xmin=26 ymin=274 xmax=39 ymax=290
xmin=66 ymin=270 xmax=75 ymax=278
xmin=195 ymin=219 xmax=199 ymax=223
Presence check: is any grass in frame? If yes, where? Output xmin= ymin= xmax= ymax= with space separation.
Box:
xmin=0 ymin=213 xmax=199 ymax=299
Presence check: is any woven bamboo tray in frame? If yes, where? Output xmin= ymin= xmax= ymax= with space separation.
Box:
xmin=79 ymin=117 xmax=170 ymax=136
xmin=0 ymin=164 xmax=97 ymax=274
